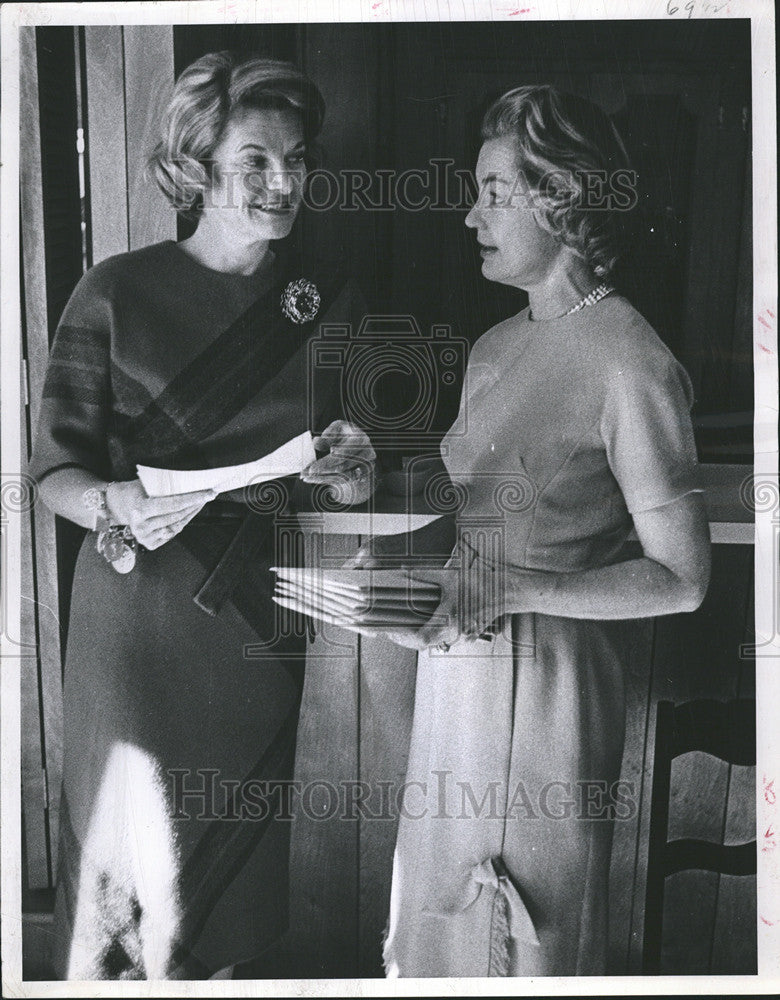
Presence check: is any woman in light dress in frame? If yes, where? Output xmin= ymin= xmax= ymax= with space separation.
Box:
xmin=376 ymin=85 xmax=711 ymax=977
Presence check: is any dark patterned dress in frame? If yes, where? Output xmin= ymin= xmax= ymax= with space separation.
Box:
xmin=28 ymin=240 xmax=363 ymax=979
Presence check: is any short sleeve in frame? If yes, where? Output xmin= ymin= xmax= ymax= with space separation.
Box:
xmin=27 ymin=269 xmax=113 ymax=485
xmin=600 ymin=356 xmax=700 ymax=515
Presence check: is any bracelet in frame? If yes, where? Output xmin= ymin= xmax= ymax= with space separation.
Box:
xmin=96 ymin=524 xmax=137 ymax=574
xmin=83 ymin=483 xmax=137 ymax=573
xmin=82 ymin=482 xmax=116 ymax=531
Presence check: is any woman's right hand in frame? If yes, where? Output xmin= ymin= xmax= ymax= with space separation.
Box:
xmin=105 ymin=480 xmax=216 ymax=551
xmin=301 ymin=420 xmax=376 ymax=506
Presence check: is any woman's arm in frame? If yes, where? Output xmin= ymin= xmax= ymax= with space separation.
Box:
xmin=372 ymin=491 xmax=711 ymax=649
xmin=38 ymin=467 xmax=215 ymax=549
xmin=38 ymin=467 xmax=112 ymax=530
xmin=501 ymin=491 xmax=711 ymax=620
xmin=493 ymin=353 xmax=711 ymax=623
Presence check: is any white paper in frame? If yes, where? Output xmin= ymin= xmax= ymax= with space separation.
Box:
xmin=272 ymin=591 xmax=434 ymax=631
xmin=136 ymin=430 xmax=316 ymax=497
xmin=270 ymin=566 xmax=443 ymax=597
xmin=296 ymin=511 xmax=442 ymax=536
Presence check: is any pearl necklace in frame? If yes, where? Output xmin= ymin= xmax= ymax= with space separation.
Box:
xmin=528 ymin=282 xmax=615 ymax=322
xmin=564 ymin=282 xmax=615 ymax=315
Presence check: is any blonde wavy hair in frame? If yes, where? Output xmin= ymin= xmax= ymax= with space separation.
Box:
xmin=148 ymin=51 xmax=325 ymax=219
xmin=481 ymin=86 xmax=633 ymax=277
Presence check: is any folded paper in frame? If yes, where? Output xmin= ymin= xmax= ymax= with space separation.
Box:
xmin=271 ymin=567 xmax=445 ymax=631
xmin=271 ymin=567 xmax=442 ymax=597
xmin=137 ymin=431 xmax=316 ymax=497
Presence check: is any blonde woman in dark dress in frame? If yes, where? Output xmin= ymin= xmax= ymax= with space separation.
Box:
xmin=378 ymin=86 xmax=711 ymax=977
xmin=30 ymin=52 xmax=371 ymax=980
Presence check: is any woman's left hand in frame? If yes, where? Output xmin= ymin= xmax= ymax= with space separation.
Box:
xmin=356 ymin=560 xmax=504 ymax=651
xmin=300 ymin=419 xmax=376 ymax=505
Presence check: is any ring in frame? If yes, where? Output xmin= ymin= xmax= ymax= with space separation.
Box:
xmin=435 ymin=641 xmax=451 ymax=652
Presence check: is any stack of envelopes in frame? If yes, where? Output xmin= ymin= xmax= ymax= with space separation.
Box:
xmin=271 ymin=567 xmax=442 ymax=631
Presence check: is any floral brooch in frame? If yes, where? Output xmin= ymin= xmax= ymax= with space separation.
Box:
xmin=281 ymin=278 xmax=321 ymax=324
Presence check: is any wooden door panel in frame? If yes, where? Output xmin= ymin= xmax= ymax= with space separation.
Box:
xmin=84 ymin=27 xmax=129 ymax=262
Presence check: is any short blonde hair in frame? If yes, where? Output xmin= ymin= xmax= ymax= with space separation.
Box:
xmin=149 ymin=51 xmax=325 ymax=218
xmin=481 ymin=86 xmax=632 ymax=277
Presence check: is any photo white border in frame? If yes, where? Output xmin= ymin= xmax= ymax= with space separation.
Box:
xmin=1 ymin=1 xmax=777 ymax=996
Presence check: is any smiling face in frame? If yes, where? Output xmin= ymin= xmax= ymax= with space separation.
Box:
xmin=465 ymin=136 xmax=564 ymax=289
xmin=202 ymin=105 xmax=307 ymax=244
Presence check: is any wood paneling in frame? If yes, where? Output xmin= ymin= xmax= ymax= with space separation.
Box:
xmin=19 ymin=25 xmax=65 ymax=891
xmin=729 ymin=161 xmax=753 ymax=416
xmin=19 ymin=27 xmax=49 ymax=436
xmin=35 ymin=28 xmax=84 ymax=341
xmin=84 ymin=27 xmax=128 ymax=262
xmin=607 ymin=618 xmax=654 ymax=972
xmin=173 ymin=24 xmax=298 ymax=78
xmin=681 ymin=68 xmax=751 ymax=413
xmin=301 ymin=23 xmax=392 ymax=312
xmin=357 ymin=634 xmax=416 ymax=975
xmin=288 ymin=533 xmax=361 ymax=976
xmin=84 ymin=24 xmax=178 ymax=260
xmin=123 ymin=26 xmax=176 ymax=250
xmin=286 ymin=530 xmax=417 ymax=978
xmin=19 ymin=506 xmax=48 ymax=889
xmin=287 ymin=29 xmax=430 ymax=971
xmin=30 ymin=508 xmax=64 ymax=878
xmin=31 ymin=26 xmax=86 ymax=761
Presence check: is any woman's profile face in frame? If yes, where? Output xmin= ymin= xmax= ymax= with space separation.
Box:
xmin=465 ymin=136 xmax=563 ymax=289
xmin=203 ymin=105 xmax=307 ymax=243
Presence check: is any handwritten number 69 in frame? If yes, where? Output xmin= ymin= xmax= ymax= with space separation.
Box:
xmin=667 ymin=0 xmax=696 ymax=15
